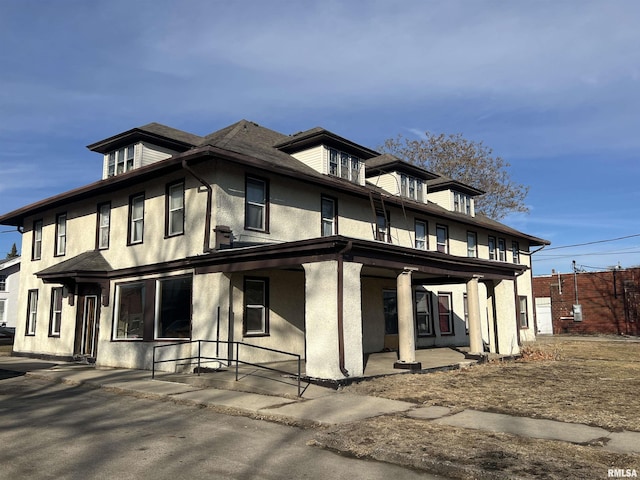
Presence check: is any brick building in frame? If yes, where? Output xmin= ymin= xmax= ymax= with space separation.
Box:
xmin=533 ymin=268 xmax=640 ymax=336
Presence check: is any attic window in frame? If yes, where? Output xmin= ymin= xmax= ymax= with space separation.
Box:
xmin=328 ymin=148 xmax=361 ymax=183
xmin=108 ymin=145 xmax=135 ymax=177
xmin=453 ymin=192 xmax=472 ymax=215
xmin=400 ymin=174 xmax=424 ymax=202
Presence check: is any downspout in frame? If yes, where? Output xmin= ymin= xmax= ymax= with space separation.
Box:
xmin=337 ymin=240 xmax=353 ymax=377
xmin=182 ymin=158 xmax=213 ymax=254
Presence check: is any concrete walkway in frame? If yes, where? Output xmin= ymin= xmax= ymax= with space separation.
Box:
xmin=1 ymin=355 xmax=639 ymax=455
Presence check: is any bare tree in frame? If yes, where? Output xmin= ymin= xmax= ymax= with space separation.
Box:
xmin=382 ymin=133 xmax=529 ymax=220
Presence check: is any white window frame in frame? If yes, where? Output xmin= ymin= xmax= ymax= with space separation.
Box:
xmin=415 ymin=289 xmax=433 ymax=336
xmin=98 ymin=203 xmax=110 ymax=250
xmin=32 ymin=220 xmax=43 ymax=260
xmin=245 ymin=177 xmax=268 ymax=232
xmin=167 ymin=182 xmax=185 ymax=237
xmin=244 ymin=277 xmax=268 ymax=336
xmin=50 ymin=287 xmax=63 ymax=336
xmin=113 ymin=282 xmax=145 ymax=340
xmin=436 ymin=225 xmax=448 ymax=253
xmin=512 ymin=241 xmax=520 ymax=264
xmin=498 ymin=238 xmax=506 ymax=261
xmin=415 ymin=220 xmax=427 ymax=250
xmin=327 ymin=148 xmax=361 ymax=183
xmin=467 ymin=231 xmax=477 ymax=258
xmin=519 ymin=296 xmax=529 ymax=328
xmin=321 ymin=196 xmax=337 ymax=236
xmin=376 ymin=211 xmax=390 ymax=243
xmin=26 ymin=289 xmax=38 ymax=335
xmin=55 ymin=213 xmax=67 ymax=256
xmin=0 ymin=299 xmax=6 ymax=325
xmin=488 ymin=236 xmax=497 ymax=260
xmin=129 ymin=194 xmax=145 ymax=245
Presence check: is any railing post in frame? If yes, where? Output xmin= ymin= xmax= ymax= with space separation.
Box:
xmin=297 ymin=356 xmax=301 ymax=397
xmin=152 ymin=345 xmax=156 ymax=380
xmin=197 ymin=340 xmax=201 ymax=376
xmin=235 ymin=342 xmax=239 ymax=381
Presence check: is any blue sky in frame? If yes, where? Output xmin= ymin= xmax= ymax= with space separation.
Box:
xmin=1 ymin=0 xmax=639 ymax=275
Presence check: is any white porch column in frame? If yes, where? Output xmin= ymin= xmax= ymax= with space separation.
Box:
xmin=395 ymin=268 xmax=422 ymax=370
xmin=466 ymin=276 xmax=484 ymax=354
xmin=303 ymin=260 xmax=364 ymax=380
xmin=492 ymin=279 xmax=519 ymax=355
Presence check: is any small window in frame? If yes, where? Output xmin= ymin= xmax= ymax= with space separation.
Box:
xmin=436 ymin=225 xmax=448 ymax=253
xmin=0 ymin=299 xmax=6 ymax=325
xmin=128 ymin=193 xmax=145 ymax=245
xmin=116 ymin=149 xmax=125 ymax=174
xmin=376 ymin=211 xmax=390 ymax=243
xmin=321 ymin=196 xmax=337 ymax=236
xmin=32 ymin=220 xmax=43 ymax=260
xmin=488 ymin=236 xmax=496 ymax=260
xmin=415 ymin=290 xmax=433 ymax=336
xmin=244 ymin=277 xmax=269 ymax=336
xmin=327 ymin=148 xmax=361 ymax=183
xmin=329 ymin=149 xmax=338 ymax=176
xmin=114 ymin=282 xmax=145 ymax=339
xmin=467 ymin=231 xmax=477 ymax=258
xmin=97 ymin=202 xmax=111 ymax=250
xmin=415 ymin=220 xmax=427 ymax=250
xmin=512 ymin=241 xmax=520 ymax=264
xmin=519 ymin=296 xmax=529 ymax=328
xmin=437 ymin=292 xmax=453 ymax=335
xmin=156 ymin=276 xmax=192 ymax=339
xmin=350 ymin=157 xmax=360 ymax=182
xmin=26 ymin=289 xmax=38 ymax=335
xmin=498 ymin=238 xmax=506 ymax=261
xmin=400 ymin=174 xmax=408 ymax=197
xmin=55 ymin=213 xmax=67 ymax=257
xmin=166 ymin=181 xmax=185 ymax=237
xmin=49 ymin=287 xmax=63 ymax=337
xmin=108 ymin=152 xmax=116 ymax=177
xmin=463 ymin=293 xmax=469 ymax=334
xmin=245 ymin=177 xmax=268 ymax=232
xmin=126 ymin=146 xmax=135 ymax=171
xmin=0 ymin=275 xmax=6 ymax=292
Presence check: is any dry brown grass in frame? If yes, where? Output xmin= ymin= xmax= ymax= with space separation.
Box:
xmin=312 ymin=339 xmax=640 ymax=479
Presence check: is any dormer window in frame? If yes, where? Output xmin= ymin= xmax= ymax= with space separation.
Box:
xmin=328 ymin=148 xmax=361 ymax=183
xmin=400 ymin=174 xmax=424 ymax=202
xmin=108 ymin=145 xmax=135 ymax=177
xmin=453 ymin=192 xmax=472 ymax=215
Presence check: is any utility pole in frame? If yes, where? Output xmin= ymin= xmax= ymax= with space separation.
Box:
xmin=572 ymin=260 xmax=578 ymax=304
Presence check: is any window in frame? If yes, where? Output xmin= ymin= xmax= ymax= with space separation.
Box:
xmin=321 ymin=196 xmax=337 ymax=236
xmin=97 ymin=202 xmax=111 ymax=250
xmin=327 ymin=148 xmax=361 ymax=183
xmin=156 ymin=276 xmax=192 ymax=339
xmin=453 ymin=192 xmax=472 ymax=214
xmin=109 ymin=145 xmax=135 ymax=177
xmin=166 ymin=181 xmax=185 ymax=237
xmin=400 ymin=174 xmax=424 ymax=202
xmin=114 ymin=282 xmax=145 ymax=339
xmin=488 ymin=236 xmax=496 ymax=260
xmin=383 ymin=290 xmax=398 ymax=335
xmin=128 ymin=193 xmax=145 ymax=245
xmin=26 ymin=289 xmax=38 ymax=335
xmin=415 ymin=290 xmax=433 ymax=336
xmin=512 ymin=241 xmax=520 ymax=264
xmin=108 ymin=152 xmax=116 ymax=177
xmin=415 ymin=220 xmax=427 ymax=250
xmin=245 ymin=176 xmax=268 ymax=231
xmin=376 ymin=211 xmax=390 ymax=243
xmin=0 ymin=299 xmax=6 ymax=325
xmin=49 ymin=287 xmax=63 ymax=336
xmin=498 ymin=238 xmax=506 ymax=261
xmin=437 ymin=292 xmax=453 ymax=335
xmin=467 ymin=231 xmax=477 ymax=258
xmin=519 ymin=296 xmax=529 ymax=328
xmin=32 ymin=220 xmax=43 ymax=260
xmin=463 ymin=293 xmax=469 ymax=334
xmin=55 ymin=213 xmax=67 ymax=256
xmin=244 ymin=277 xmax=269 ymax=336
xmin=0 ymin=275 xmax=6 ymax=291
xmin=436 ymin=225 xmax=448 ymax=253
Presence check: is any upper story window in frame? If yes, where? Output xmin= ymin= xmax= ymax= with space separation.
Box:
xmin=245 ymin=176 xmax=269 ymax=232
xmin=32 ymin=220 xmax=43 ymax=260
xmin=415 ymin=220 xmax=427 ymax=250
xmin=498 ymin=238 xmax=506 ymax=261
xmin=0 ymin=275 xmax=6 ymax=291
xmin=97 ymin=202 xmax=111 ymax=250
xmin=467 ymin=231 xmax=477 ymax=258
xmin=376 ymin=210 xmax=390 ymax=243
xmin=512 ymin=241 xmax=520 ymax=264
xmin=321 ymin=196 xmax=337 ymax=236
xmin=488 ymin=236 xmax=497 ymax=260
xmin=453 ymin=192 xmax=472 ymax=215
xmin=55 ymin=213 xmax=67 ymax=257
xmin=128 ymin=193 xmax=145 ymax=245
xmin=108 ymin=145 xmax=135 ymax=177
xmin=166 ymin=181 xmax=185 ymax=237
xmin=436 ymin=224 xmax=448 ymax=254
xmin=400 ymin=174 xmax=424 ymax=202
xmin=328 ymin=148 xmax=361 ymax=183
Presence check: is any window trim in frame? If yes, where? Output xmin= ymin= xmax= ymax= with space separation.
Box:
xmin=112 ymin=281 xmax=146 ymax=341
xmin=437 ymin=292 xmax=454 ymax=336
xmin=519 ymin=296 xmax=529 ymax=329
xmin=96 ymin=202 xmax=111 ymax=250
xmin=49 ymin=287 xmax=63 ymax=337
xmin=26 ymin=289 xmax=38 ymax=336
xmin=321 ymin=195 xmax=338 ymax=237
xmin=375 ymin=210 xmax=391 ymax=243
xmin=415 ymin=289 xmax=434 ymax=337
xmin=498 ymin=238 xmax=506 ymax=262
xmin=512 ymin=241 xmax=520 ymax=264
xmin=32 ymin=219 xmax=43 ymax=260
xmin=154 ymin=275 xmax=192 ymax=340
xmin=467 ymin=231 xmax=478 ymax=258
xmin=488 ymin=236 xmax=497 ymax=261
xmin=54 ymin=213 xmax=67 ymax=257
xmin=327 ymin=147 xmax=361 ymax=183
xmin=0 ymin=275 xmax=6 ymax=292
xmin=128 ymin=193 xmax=145 ymax=245
xmin=243 ymin=276 xmax=269 ymax=337
xmin=165 ymin=180 xmax=185 ymax=238
xmin=244 ymin=176 xmax=269 ymax=233
xmin=415 ymin=219 xmax=428 ymax=250
xmin=436 ymin=224 xmax=449 ymax=254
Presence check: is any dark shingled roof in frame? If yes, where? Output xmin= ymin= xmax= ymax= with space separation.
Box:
xmin=36 ymin=251 xmax=113 ymax=277
xmin=365 ymin=153 xmax=440 ymax=180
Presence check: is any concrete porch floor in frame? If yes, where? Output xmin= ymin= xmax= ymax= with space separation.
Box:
xmin=158 ymin=347 xmax=476 ymax=398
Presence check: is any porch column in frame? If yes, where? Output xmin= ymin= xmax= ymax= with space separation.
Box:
xmin=492 ymin=279 xmax=519 ymax=355
xmin=394 ymin=268 xmax=422 ymax=370
xmin=466 ymin=276 xmax=483 ymax=354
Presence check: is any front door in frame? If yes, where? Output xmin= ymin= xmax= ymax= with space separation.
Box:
xmin=74 ymin=286 xmax=101 ymax=360
xmin=383 ymin=289 xmax=399 ymax=350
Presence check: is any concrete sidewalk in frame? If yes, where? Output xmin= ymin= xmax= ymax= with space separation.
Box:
xmin=1 ymin=355 xmax=639 ymax=455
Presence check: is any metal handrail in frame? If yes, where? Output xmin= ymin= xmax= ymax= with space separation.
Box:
xmin=152 ymin=340 xmax=302 ymax=396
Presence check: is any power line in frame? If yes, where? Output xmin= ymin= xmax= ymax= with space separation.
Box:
xmin=543 ymin=233 xmax=640 ymax=251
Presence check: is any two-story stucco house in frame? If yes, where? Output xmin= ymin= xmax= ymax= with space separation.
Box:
xmin=0 ymin=120 xmax=548 ymax=381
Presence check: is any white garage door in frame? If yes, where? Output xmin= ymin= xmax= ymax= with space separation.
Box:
xmin=535 ymin=297 xmax=553 ymax=335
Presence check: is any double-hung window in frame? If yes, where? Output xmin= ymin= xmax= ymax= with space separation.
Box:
xmin=415 ymin=220 xmax=427 ymax=250
xmin=415 ymin=290 xmax=433 ymax=336
xmin=244 ymin=277 xmax=269 ymax=336
xmin=97 ymin=202 xmax=110 ymax=250
xmin=0 ymin=275 xmax=6 ymax=291
xmin=166 ymin=181 xmax=185 ymax=237
xmin=437 ymin=292 xmax=453 ymax=335
xmin=467 ymin=231 xmax=477 ymax=258
xmin=26 ymin=290 xmax=38 ymax=335
xmin=519 ymin=296 xmax=529 ymax=328
xmin=376 ymin=211 xmax=390 ymax=243
xmin=55 ymin=213 xmax=67 ymax=256
xmin=128 ymin=193 xmax=145 ymax=245
xmin=512 ymin=241 xmax=520 ymax=264
xmin=245 ymin=176 xmax=268 ymax=232
xmin=436 ymin=225 xmax=448 ymax=253
xmin=498 ymin=238 xmax=506 ymax=261
xmin=488 ymin=236 xmax=497 ymax=260
xmin=32 ymin=220 xmax=43 ymax=260
xmin=328 ymin=148 xmax=361 ymax=183
xmin=49 ymin=287 xmax=63 ymax=336
xmin=156 ymin=276 xmax=192 ymax=339
xmin=321 ymin=196 xmax=337 ymax=236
